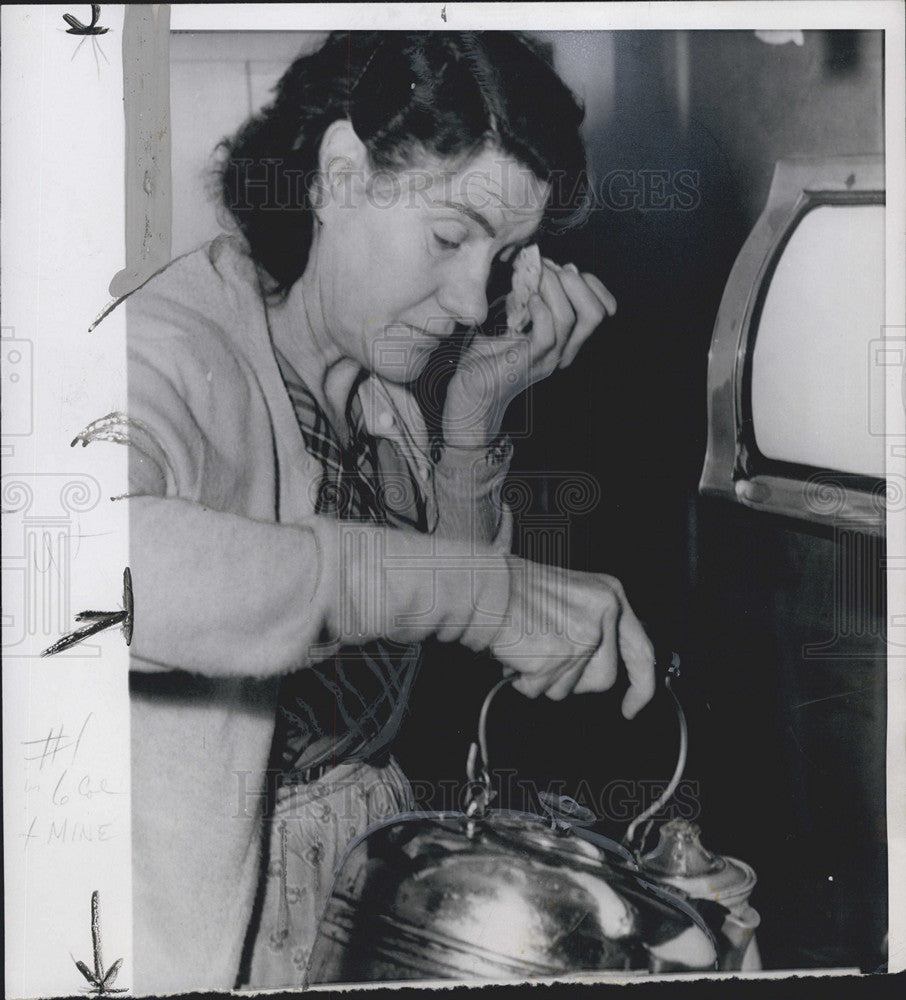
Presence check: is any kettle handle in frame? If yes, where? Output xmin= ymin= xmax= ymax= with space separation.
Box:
xmin=466 ymin=655 xmax=689 ymax=847
xmin=476 ymin=675 xmax=513 ymax=779
xmin=465 ymin=676 xmax=513 ymax=818
xmin=624 ymin=653 xmax=689 ymax=854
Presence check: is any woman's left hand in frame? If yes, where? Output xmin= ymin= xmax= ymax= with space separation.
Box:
xmin=442 ymin=258 xmax=617 ymax=445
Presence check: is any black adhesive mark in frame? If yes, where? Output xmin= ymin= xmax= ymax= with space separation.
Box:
xmin=63 ymin=4 xmax=109 ymax=35
xmin=72 ymin=891 xmax=127 ymax=995
xmin=41 ymin=568 xmax=133 ymax=656
xmin=65 ymin=5 xmax=110 ymax=76
xmin=122 ymin=567 xmax=133 ymax=645
xmin=88 ymin=297 xmax=123 ymax=333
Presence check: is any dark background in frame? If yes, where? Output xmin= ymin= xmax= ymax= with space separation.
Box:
xmin=396 ymin=30 xmax=887 ymax=972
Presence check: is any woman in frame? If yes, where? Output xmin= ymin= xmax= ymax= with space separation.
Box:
xmin=113 ymin=31 xmax=655 ymax=993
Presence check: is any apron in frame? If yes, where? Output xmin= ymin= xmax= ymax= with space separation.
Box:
xmin=246 ymin=757 xmax=416 ymax=987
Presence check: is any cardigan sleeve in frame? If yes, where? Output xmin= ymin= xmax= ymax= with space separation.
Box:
xmin=127 ymin=498 xmax=512 ymax=678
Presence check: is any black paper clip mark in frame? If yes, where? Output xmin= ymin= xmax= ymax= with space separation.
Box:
xmin=41 ymin=567 xmax=133 ymax=657
xmin=72 ymin=891 xmax=127 ymax=996
xmin=63 ymin=5 xmax=109 ymax=35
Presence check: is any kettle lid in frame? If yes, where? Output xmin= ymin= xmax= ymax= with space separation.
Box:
xmin=640 ymin=820 xmax=756 ymax=902
xmin=640 ymin=820 xmax=721 ymax=877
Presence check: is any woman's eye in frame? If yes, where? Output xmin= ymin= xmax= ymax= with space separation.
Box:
xmin=433 ymin=233 xmax=463 ymax=251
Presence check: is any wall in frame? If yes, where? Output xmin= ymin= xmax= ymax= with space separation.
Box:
xmin=170 ymin=32 xmax=327 ymax=258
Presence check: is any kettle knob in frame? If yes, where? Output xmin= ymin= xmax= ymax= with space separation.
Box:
xmin=639 ymin=819 xmax=722 ymax=877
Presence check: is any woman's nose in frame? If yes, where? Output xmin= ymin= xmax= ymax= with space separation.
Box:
xmin=439 ymin=258 xmax=490 ymax=328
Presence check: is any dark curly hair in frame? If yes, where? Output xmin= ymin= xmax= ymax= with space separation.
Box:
xmin=216 ymin=31 xmax=591 ymax=296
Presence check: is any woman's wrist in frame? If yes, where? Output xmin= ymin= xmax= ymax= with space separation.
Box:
xmin=433 ymin=433 xmax=513 ymax=474
xmin=430 ymin=433 xmax=513 ymax=546
xmin=432 ymin=433 xmax=512 ymax=508
xmin=441 ymin=392 xmax=506 ymax=448
xmin=340 ymin=524 xmax=512 ymax=652
xmin=441 ymin=422 xmax=501 ymax=449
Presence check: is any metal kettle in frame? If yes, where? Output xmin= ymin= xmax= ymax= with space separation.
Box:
xmin=306 ymin=672 xmax=726 ymax=985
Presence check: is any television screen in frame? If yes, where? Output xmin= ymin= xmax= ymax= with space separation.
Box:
xmin=750 ymin=203 xmax=885 ymax=478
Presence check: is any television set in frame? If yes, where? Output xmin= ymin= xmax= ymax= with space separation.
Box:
xmin=699 ymin=155 xmax=886 ymax=534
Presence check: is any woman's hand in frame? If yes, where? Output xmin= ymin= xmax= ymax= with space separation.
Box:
xmin=443 ymin=259 xmax=617 ymax=445
xmin=489 ymin=558 xmax=656 ymax=719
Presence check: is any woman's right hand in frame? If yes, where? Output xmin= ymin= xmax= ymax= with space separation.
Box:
xmin=489 ymin=558 xmax=656 ymax=719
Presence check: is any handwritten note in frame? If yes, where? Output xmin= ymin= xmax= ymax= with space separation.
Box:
xmin=21 ymin=714 xmax=121 ymax=850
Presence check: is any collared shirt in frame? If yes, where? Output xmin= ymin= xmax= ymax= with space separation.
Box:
xmin=272 ymin=349 xmax=430 ymax=775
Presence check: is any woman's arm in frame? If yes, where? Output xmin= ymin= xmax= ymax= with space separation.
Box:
xmin=122 ymin=293 xmax=653 ymax=712
xmin=357 ymin=374 xmax=512 ymax=549
xmin=129 ymin=494 xmax=512 ymax=677
xmin=431 ymin=437 xmax=514 ymax=549
xmin=120 ymin=304 xmax=514 ymax=677
xmin=130 ymin=490 xmax=654 ymax=715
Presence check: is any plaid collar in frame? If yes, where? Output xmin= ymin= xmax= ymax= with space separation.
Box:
xmin=273 ymin=347 xmax=430 ymax=530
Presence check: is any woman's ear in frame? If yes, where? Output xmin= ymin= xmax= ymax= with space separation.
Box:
xmin=315 ymin=119 xmax=369 ymax=217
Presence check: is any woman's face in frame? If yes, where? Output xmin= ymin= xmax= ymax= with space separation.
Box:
xmin=311 ymin=142 xmax=550 ymax=383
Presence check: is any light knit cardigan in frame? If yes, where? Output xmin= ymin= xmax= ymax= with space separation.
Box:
xmin=116 ymin=236 xmax=514 ymax=993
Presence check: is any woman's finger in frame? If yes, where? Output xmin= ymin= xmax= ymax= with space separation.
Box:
xmin=581 ymin=271 xmax=618 ymax=316
xmin=544 ymin=659 xmax=587 ymax=701
xmin=612 ymin=590 xmax=656 ymax=719
xmin=512 ymin=655 xmax=575 ymax=700
xmin=555 ymin=266 xmax=610 ymax=369
xmin=512 ymin=670 xmax=552 ymax=699
xmin=574 ymin=614 xmax=619 ymax=695
xmin=558 ymin=319 xmax=600 ymax=370
xmin=537 ymin=262 xmax=575 ymax=350
xmin=526 ymin=292 xmax=558 ymax=356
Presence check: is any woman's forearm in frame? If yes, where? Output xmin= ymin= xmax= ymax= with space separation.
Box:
xmin=431 ymin=438 xmax=514 ymax=549
xmin=129 ymin=495 xmax=511 ymax=677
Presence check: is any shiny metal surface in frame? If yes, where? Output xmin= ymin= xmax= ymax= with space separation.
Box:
xmin=642 ymin=819 xmax=726 ymax=879
xmin=639 ymin=819 xmax=760 ymax=971
xmin=306 ymin=810 xmax=719 ymax=984
xmin=640 ymin=819 xmax=757 ymax=908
